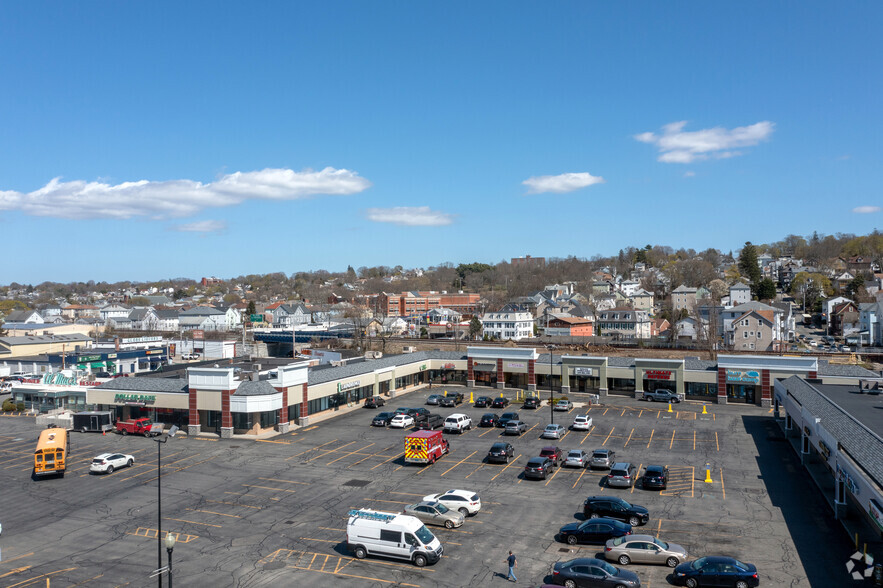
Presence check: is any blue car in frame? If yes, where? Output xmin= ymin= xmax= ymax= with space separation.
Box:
xmin=550 ymin=557 xmax=640 ymax=588
xmin=558 ymin=517 xmax=631 ymax=545
xmin=672 ymin=556 xmax=759 ymax=588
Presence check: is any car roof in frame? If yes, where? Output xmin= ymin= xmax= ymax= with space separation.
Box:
xmin=94 ymin=453 xmax=114 ymax=459
xmin=441 ymin=489 xmax=474 ymax=497
xmin=563 ymin=557 xmax=605 ymax=566
xmin=645 ymin=465 xmax=665 ymax=471
xmin=541 ymin=446 xmax=559 ymax=451
xmin=446 ymin=413 xmax=467 ymax=418
xmin=567 ymin=449 xmax=585 ymax=454
xmin=490 ymin=442 xmax=509 ymax=448
xmin=545 ymin=423 xmax=561 ymax=428
xmin=611 ymin=462 xmax=632 ymax=469
xmin=623 ymin=534 xmax=656 ymax=542
xmin=592 ymin=448 xmax=611 ymax=454
xmin=526 ymin=456 xmax=548 ymax=463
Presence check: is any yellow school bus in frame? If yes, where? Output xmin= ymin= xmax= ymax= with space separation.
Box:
xmin=34 ymin=426 xmax=69 ymax=477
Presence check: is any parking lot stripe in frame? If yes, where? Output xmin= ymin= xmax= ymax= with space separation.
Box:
xmin=165 ymin=517 xmax=222 ymax=527
xmin=206 ymin=500 xmax=262 ymax=509
xmin=0 ymin=553 xmax=35 ymax=567
xmin=370 ymin=452 xmax=403 ymax=470
xmin=243 ymin=484 xmax=298 ymax=493
xmin=478 ymin=428 xmax=496 ymax=437
xmin=389 ymin=492 xmax=424 ymax=497
xmin=631 ymin=463 xmax=642 ymax=493
xmin=465 ymin=463 xmax=485 ymax=479
xmin=602 ymin=408 xmax=609 ymax=415
xmin=67 ymin=573 xmax=105 ymax=586
xmin=288 ymin=438 xmax=339 ymax=459
xmin=525 ymin=423 xmax=539 ymax=435
xmin=624 ymin=428 xmax=634 ymax=447
xmin=440 ymin=450 xmax=477 ymax=476
xmin=693 ymin=431 xmax=697 ymax=451
xmin=646 ymin=429 xmax=655 ymax=448
xmin=715 ymin=431 xmax=720 ymax=452
xmin=365 ymin=498 xmax=409 ymax=505
xmin=602 ymin=427 xmax=615 ymax=446
xmin=559 ymin=430 xmax=570 ymax=442
xmin=259 ymin=477 xmax=309 ymax=485
xmin=544 ymin=464 xmax=563 ymax=486
xmin=720 ymin=468 xmax=726 ymax=499
xmin=491 ymin=454 xmax=521 ymax=481
xmin=580 ymin=425 xmax=595 ymax=445
xmin=6 ymin=567 xmax=77 ymax=588
xmin=186 ymin=508 xmax=241 ymax=518
xmin=0 ymin=566 xmax=32 ymax=579
xmin=572 ymin=467 xmax=588 ymax=489
xmin=327 ymin=443 xmax=375 ymax=465
xmin=669 ymin=430 xmax=676 ymax=450
xmin=286 ymin=563 xmax=423 ymax=586
xmin=307 ymin=441 xmax=357 ymax=462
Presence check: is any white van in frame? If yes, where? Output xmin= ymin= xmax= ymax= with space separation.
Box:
xmin=443 ymin=413 xmax=472 ymax=434
xmin=346 ymin=509 xmax=443 ymax=567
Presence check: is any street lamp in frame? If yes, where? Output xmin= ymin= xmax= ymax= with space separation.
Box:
xmin=165 ymin=533 xmax=177 ymax=588
xmin=549 ymin=345 xmax=555 ymax=425
xmin=153 ymin=425 xmax=179 ymax=587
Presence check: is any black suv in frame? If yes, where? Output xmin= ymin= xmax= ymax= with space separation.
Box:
xmin=487 ymin=442 xmax=515 ymax=464
xmin=582 ymin=496 xmax=649 ymax=526
xmin=497 ymin=411 xmax=520 ymax=428
xmin=474 ymin=396 xmax=493 ymax=408
xmin=364 ymin=396 xmax=385 ymax=408
xmin=491 ymin=396 xmax=510 ymax=408
xmin=479 ymin=413 xmax=500 ymax=427
xmin=522 ymin=397 xmax=540 ymax=409
xmin=406 ymin=407 xmax=431 ymax=423
xmin=439 ymin=393 xmax=464 ymax=407
xmin=371 ymin=411 xmax=395 ymax=427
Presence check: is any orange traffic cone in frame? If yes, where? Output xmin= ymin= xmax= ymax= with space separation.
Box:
xmin=103 ymin=429 xmax=106 ymax=436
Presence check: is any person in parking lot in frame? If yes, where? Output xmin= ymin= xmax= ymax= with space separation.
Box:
xmin=506 ymin=550 xmax=517 ymax=582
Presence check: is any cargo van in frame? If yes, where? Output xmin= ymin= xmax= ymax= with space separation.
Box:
xmin=346 ymin=509 xmax=444 ymax=567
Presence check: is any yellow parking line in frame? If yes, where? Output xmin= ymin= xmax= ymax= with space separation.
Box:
xmin=491 ymin=455 xmax=522 ymax=481
xmin=693 ymin=431 xmax=696 ymax=451
xmin=286 ymin=563 xmax=423 ymax=586
xmin=258 ymin=477 xmax=309 ymax=485
xmin=327 ymin=443 xmax=375 ymax=465
xmin=620 ymin=408 xmax=626 ymax=416
xmin=603 ymin=408 xmax=609 ymax=415
xmin=307 ymin=441 xmax=356 ymax=462
xmin=525 ymin=423 xmax=539 ymax=435
xmin=289 ymin=439 xmax=339 ymax=459
xmin=243 ymin=484 xmax=298 ymax=493
xmin=559 ymin=430 xmax=570 ymax=442
xmin=631 ymin=463 xmax=642 ymax=493
xmin=441 ymin=451 xmax=477 ymax=476
xmin=165 ymin=517 xmax=221 ymax=528
xmin=6 ymin=568 xmax=76 ymax=588
xmin=624 ymin=428 xmax=634 ymax=447
xmin=544 ymin=464 xmax=563 ymax=486
xmin=479 ymin=428 xmax=496 ymax=437
xmin=669 ymin=430 xmax=676 ymax=450
xmin=581 ymin=425 xmax=595 ymax=445
xmin=389 ymin=492 xmax=424 ymax=497
xmin=465 ymin=463 xmax=485 ymax=479
xmin=602 ymin=427 xmax=615 ymax=446
xmin=720 ymin=468 xmax=726 ymax=500
xmin=206 ymin=500 xmax=261 ymax=509
xmin=715 ymin=431 xmax=720 ymax=452
xmin=572 ymin=467 xmax=588 ymax=489
xmin=186 ymin=509 xmax=241 ymax=518
xmin=691 ymin=466 xmax=695 ymax=498
xmin=370 ymin=453 xmax=403 ymax=470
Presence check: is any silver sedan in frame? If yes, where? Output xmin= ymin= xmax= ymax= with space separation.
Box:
xmin=604 ymin=534 xmax=688 ymax=567
xmin=404 ymin=501 xmax=465 ymax=529
xmin=542 ymin=424 xmax=566 ymax=439
xmin=564 ymin=449 xmax=589 ymax=468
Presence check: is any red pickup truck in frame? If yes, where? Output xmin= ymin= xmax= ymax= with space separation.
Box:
xmin=115 ymin=418 xmax=163 ymax=437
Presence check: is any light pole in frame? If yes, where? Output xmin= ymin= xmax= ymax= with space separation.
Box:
xmin=165 ymin=533 xmax=177 ymax=588
xmin=549 ymin=345 xmax=554 ymax=425
xmin=153 ymin=425 xmax=179 ymax=587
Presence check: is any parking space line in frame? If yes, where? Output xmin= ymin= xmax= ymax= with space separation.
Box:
xmin=370 ymin=452 xmax=403 ymax=470
xmin=465 ymin=463 xmax=485 ymax=479
xmin=306 ymin=441 xmax=356 ymax=462
xmin=715 ymin=431 xmax=720 ymax=452
xmin=6 ymin=567 xmax=77 ymax=588
xmin=243 ymin=484 xmax=298 ymax=493
xmin=365 ymin=498 xmax=409 ymax=505
xmin=139 ymin=455 xmax=218 ymax=484
xmin=580 ymin=425 xmax=595 ymax=445
xmin=669 ymin=430 xmax=676 ymax=450
xmin=602 ymin=408 xmax=609 ymax=415
xmin=720 ymin=468 xmax=726 ymax=499
xmin=478 ymin=428 xmax=496 ymax=437
xmin=491 ymin=455 xmax=521 ymax=481
xmin=327 ymin=443 xmax=375 ymax=465
xmin=559 ymin=431 xmax=570 ymax=442
xmin=286 ymin=562 xmax=423 ymax=586
xmin=0 ymin=553 xmax=35 ymax=566
xmin=525 ymin=423 xmax=539 ymax=435
xmin=288 ymin=439 xmax=339 ymax=460
xmin=186 ymin=508 xmax=241 ymax=518
xmin=259 ymin=477 xmax=309 ymax=485
xmin=544 ymin=464 xmax=563 ymax=486
xmin=68 ymin=573 xmax=105 ymax=586
xmin=693 ymin=431 xmax=696 ymax=451
xmin=631 ymin=463 xmax=642 ymax=493
xmin=440 ymin=451 xmax=477 ymax=476
xmin=624 ymin=428 xmax=634 ymax=447
xmin=572 ymin=467 xmax=588 ymax=489
xmin=389 ymin=492 xmax=424 ymax=497
xmin=602 ymin=427 xmax=615 ymax=446
xmin=165 ymin=517 xmax=222 ymax=527
xmin=206 ymin=500 xmax=261 ymax=509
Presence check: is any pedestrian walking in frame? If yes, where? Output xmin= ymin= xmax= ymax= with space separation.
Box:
xmin=506 ymin=550 xmax=517 ymax=582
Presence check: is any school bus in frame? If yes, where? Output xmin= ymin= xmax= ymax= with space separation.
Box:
xmin=34 ymin=426 xmax=69 ymax=477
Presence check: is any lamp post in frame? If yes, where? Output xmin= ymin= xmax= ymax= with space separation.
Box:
xmin=153 ymin=425 xmax=179 ymax=587
xmin=549 ymin=345 xmax=554 ymax=425
xmin=165 ymin=533 xmax=177 ymax=588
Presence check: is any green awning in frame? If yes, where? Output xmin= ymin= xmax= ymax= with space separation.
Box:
xmin=90 ymin=361 xmax=106 ymax=368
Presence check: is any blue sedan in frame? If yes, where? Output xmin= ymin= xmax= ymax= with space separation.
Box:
xmin=672 ymin=556 xmax=759 ymax=588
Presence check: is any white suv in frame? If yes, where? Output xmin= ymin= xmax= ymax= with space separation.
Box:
xmin=443 ymin=413 xmax=472 ymax=434
xmin=423 ymin=489 xmax=482 ymax=516
xmin=90 ymin=453 xmax=135 ymax=474
xmin=572 ymin=414 xmax=593 ymax=431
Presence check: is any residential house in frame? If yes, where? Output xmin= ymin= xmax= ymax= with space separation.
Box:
xmin=129 ymin=308 xmax=160 ymax=331
xmin=770 ymin=301 xmax=797 ymax=342
xmin=618 ymin=280 xmax=641 ymax=297
xmin=832 ymin=271 xmax=856 ymax=295
xmin=674 ymin=317 xmax=704 ymax=342
xmin=272 ymin=303 xmax=310 ymax=327
xmin=831 ymin=301 xmax=860 ymax=338
xmin=629 ymin=288 xmax=654 ymax=311
xmin=480 ymin=311 xmax=534 ymax=341
xmin=381 ymin=317 xmax=408 ymax=335
xmin=597 ymin=307 xmax=651 ymax=340
xmin=154 ymin=309 xmax=180 ymax=332
xmin=41 ymin=306 xmax=63 ymax=319
xmin=544 ymin=315 xmax=594 ymax=337
xmin=62 ymin=304 xmax=100 ymax=320
xmin=859 ymin=301 xmax=883 ymax=346
xmin=4 ymin=309 xmax=44 ymax=324
xmin=593 ymin=294 xmax=617 ymax=312
xmin=179 ymin=306 xmax=227 ymax=331
xmin=730 ymin=309 xmax=776 ymax=351
xmin=721 ymin=301 xmax=785 ymax=343
xmin=823 ymin=296 xmax=853 ymax=324
xmin=728 ymin=282 xmax=752 ymax=306
xmin=845 ymin=256 xmax=873 ymax=276
xmin=427 ymin=308 xmax=462 ymax=324
xmin=651 ymin=318 xmax=670 ymax=338
xmin=100 ymin=304 xmax=131 ymax=323
xmin=592 ymin=281 xmax=614 ymax=295
xmin=672 ymin=285 xmax=697 ymax=312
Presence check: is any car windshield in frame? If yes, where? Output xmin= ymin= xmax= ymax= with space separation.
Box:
xmin=546 ymin=425 xmax=557 ymax=430
xmin=600 ymin=561 xmax=617 ymax=575
xmin=653 ymin=537 xmax=669 ymax=549
xmin=732 ymin=559 xmax=748 ymax=570
xmin=491 ymin=443 xmax=506 ymax=450
xmin=502 ymin=413 xmax=517 ymax=419
xmin=414 ymin=525 xmax=435 ymax=546
xmin=527 ymin=458 xmax=544 ymax=466
xmin=568 ymin=451 xmax=582 ymax=457
xmin=377 ymin=412 xmax=392 ymax=418
xmin=483 ymin=414 xmax=495 ymax=419
xmin=612 ymin=536 xmax=626 ymax=546
xmin=691 ymin=557 xmax=707 ymax=570
xmin=434 ymin=502 xmax=449 ymax=514
xmin=593 ymin=451 xmax=608 ymax=458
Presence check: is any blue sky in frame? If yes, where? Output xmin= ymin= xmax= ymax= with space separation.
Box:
xmin=1 ymin=2 xmax=881 ymax=284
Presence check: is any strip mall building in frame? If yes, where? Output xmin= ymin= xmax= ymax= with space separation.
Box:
xmin=79 ymin=347 xmax=880 ymax=438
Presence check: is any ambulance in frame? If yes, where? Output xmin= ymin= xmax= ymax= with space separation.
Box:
xmin=404 ymin=429 xmax=449 ymax=465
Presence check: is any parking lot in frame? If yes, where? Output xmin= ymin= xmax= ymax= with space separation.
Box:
xmin=0 ymin=385 xmax=859 ymax=587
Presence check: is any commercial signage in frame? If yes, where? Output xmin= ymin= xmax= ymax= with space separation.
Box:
xmin=818 ymin=440 xmax=831 ymax=460
xmin=122 ymin=336 xmax=161 ymax=344
xmin=107 ymin=354 xmax=117 ymax=359
xmin=338 ymin=381 xmax=361 ymax=392
xmin=78 ymin=355 xmax=101 ymax=363
xmin=870 ymin=499 xmax=883 ymax=532
xmin=41 ymin=373 xmax=77 ymax=386
xmin=145 ymin=349 xmax=164 ymax=355
xmin=645 ymin=369 xmax=672 ymax=380
xmin=506 ymin=362 xmax=526 ymax=370
xmin=726 ymin=370 xmax=760 ymax=385
xmin=193 ymin=329 xmax=205 ymax=340
xmin=250 ymin=314 xmax=264 ymax=323
xmin=420 ymin=364 xmax=427 ymax=371
xmin=442 ymin=363 xmax=456 ymax=369
xmin=114 ymin=393 xmax=156 ymax=405
xmin=837 ymin=463 xmax=860 ymax=496
xmin=574 ymin=367 xmax=594 ymax=377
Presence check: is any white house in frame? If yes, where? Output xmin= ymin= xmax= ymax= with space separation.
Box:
xmin=4 ymin=310 xmax=45 ymax=324
xmin=672 ymin=285 xmax=697 ymax=312
xmin=129 ymin=308 xmax=159 ymax=331
xmin=480 ymin=311 xmax=534 ymax=341
xmin=618 ymin=280 xmax=641 ymax=297
xmin=179 ymin=307 xmax=227 ymax=331
xmin=597 ymin=307 xmax=651 ymax=340
xmin=729 ymin=282 xmax=752 ymax=306
xmin=272 ymin=303 xmax=310 ymax=327
xmin=100 ymin=304 xmax=131 ymax=323
xmin=155 ymin=309 xmax=180 ymax=332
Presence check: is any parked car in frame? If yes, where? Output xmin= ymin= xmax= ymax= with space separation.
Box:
xmin=404 ymin=501 xmax=465 ymax=529
xmin=502 ymin=420 xmax=525 ymax=435
xmin=390 ymin=414 xmax=415 ymax=428
xmin=491 ymin=396 xmax=510 ymax=408
xmin=583 ymin=496 xmax=649 ymax=526
xmin=473 ymin=396 xmax=493 ymax=408
xmin=572 ymin=414 xmax=593 ymax=431
xmin=539 ymin=446 xmax=563 ymax=467
xmin=604 ymin=534 xmax=688 ymax=568
xmin=551 ymin=557 xmax=640 ymax=588
xmin=497 ymin=412 xmax=520 ymax=428
xmin=564 ymin=449 xmax=590 ymax=468
xmin=487 ymin=442 xmax=516 ymax=464
xmin=522 ymin=396 xmax=541 ymax=409
xmin=414 ymin=414 xmax=444 ymax=430
xmin=406 ymin=408 xmax=431 ymax=424
xmin=590 ymin=449 xmax=616 ymax=469
xmin=672 ymin=556 xmax=759 ymax=588
xmin=439 ymin=395 xmax=461 ymax=407
xmin=422 ymin=489 xmax=481 ymax=516
xmin=364 ymin=396 xmax=385 ymax=408
xmin=479 ymin=413 xmax=500 ymax=427
xmin=372 ymin=411 xmax=396 ymax=427
xmin=607 ymin=463 xmax=638 ymax=489
xmin=426 ymin=394 xmax=443 ymax=405
xmin=558 ymin=517 xmax=632 ymax=545
xmin=394 ymin=407 xmax=411 ymax=415
xmin=643 ymin=389 xmax=680 ymax=403
xmin=443 ymin=413 xmax=472 ymax=434
xmin=542 ymin=424 xmax=566 ymax=439
xmin=90 ymin=452 xmax=135 ymax=474
xmin=554 ymin=399 xmax=573 ymax=411
xmin=641 ymin=465 xmax=668 ymax=490
xmin=523 ymin=456 xmax=555 ymax=480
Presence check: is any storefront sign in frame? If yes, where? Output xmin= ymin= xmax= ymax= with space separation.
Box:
xmin=726 ymin=369 xmax=760 ymax=384
xmin=803 ymin=426 xmax=812 ymax=437
xmin=338 ymin=380 xmax=361 ymax=392
xmin=837 ymin=463 xmax=860 ymax=496
xmin=574 ymin=367 xmax=594 ymax=377
xmin=122 ymin=336 xmax=161 ymax=344
xmin=870 ymin=499 xmax=883 ymax=532
xmin=145 ymin=349 xmax=164 ymax=355
xmin=107 ymin=353 xmax=117 ymax=359
xmin=818 ymin=440 xmax=831 ymax=460
xmin=645 ymin=369 xmax=672 ymax=380
xmin=506 ymin=362 xmax=526 ymax=370
xmin=113 ymin=393 xmax=156 ymax=405
xmin=41 ymin=373 xmax=77 ymax=386
xmin=78 ymin=355 xmax=101 ymax=363
xmin=443 ymin=363 xmax=456 ymax=369
xmin=419 ymin=364 xmax=427 ymax=371
xmin=193 ymin=329 xmax=205 ymax=340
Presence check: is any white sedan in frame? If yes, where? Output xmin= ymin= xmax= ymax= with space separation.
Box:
xmin=423 ymin=489 xmax=482 ymax=516
xmin=572 ymin=415 xmax=593 ymax=431
xmin=389 ymin=414 xmax=415 ymax=428
xmin=90 ymin=453 xmax=135 ymax=474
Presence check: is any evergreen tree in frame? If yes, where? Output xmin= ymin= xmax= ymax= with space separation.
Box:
xmin=738 ymin=242 xmax=763 ymax=297
xmin=755 ymin=278 xmax=777 ymax=300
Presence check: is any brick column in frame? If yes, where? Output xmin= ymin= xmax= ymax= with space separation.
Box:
xmin=496 ymin=358 xmax=505 ymax=389
xmin=276 ymin=386 xmax=290 ymax=434
xmin=220 ymin=389 xmax=233 ymax=439
xmin=467 ymin=358 xmax=475 ymax=388
xmin=527 ymin=359 xmax=536 ymax=391
xmin=808 ymin=370 xmax=817 ymax=379
xmin=717 ymin=367 xmax=728 ymax=404
xmin=299 ymin=382 xmax=310 ymax=425
xmin=187 ymin=386 xmax=201 ymax=436
xmin=760 ymin=369 xmax=771 ymax=408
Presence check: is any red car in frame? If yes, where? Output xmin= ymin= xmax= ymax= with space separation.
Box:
xmin=539 ymin=446 xmax=563 ymax=467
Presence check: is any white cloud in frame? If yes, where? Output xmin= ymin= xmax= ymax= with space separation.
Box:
xmin=0 ymin=167 xmax=371 ymax=220
xmin=683 ymin=171 xmax=696 ymax=178
xmin=852 ymin=206 xmax=881 ymax=214
xmin=170 ymin=220 xmax=227 ymax=233
xmin=522 ymin=172 xmax=606 ymax=194
xmin=635 ymin=120 xmax=774 ymax=163
xmin=364 ymin=206 xmax=454 ymax=226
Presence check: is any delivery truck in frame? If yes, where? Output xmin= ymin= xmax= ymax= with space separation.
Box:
xmin=72 ymin=410 xmax=115 ymax=433
xmin=115 ymin=418 xmax=163 ymax=437
xmin=404 ymin=430 xmax=449 ymax=465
